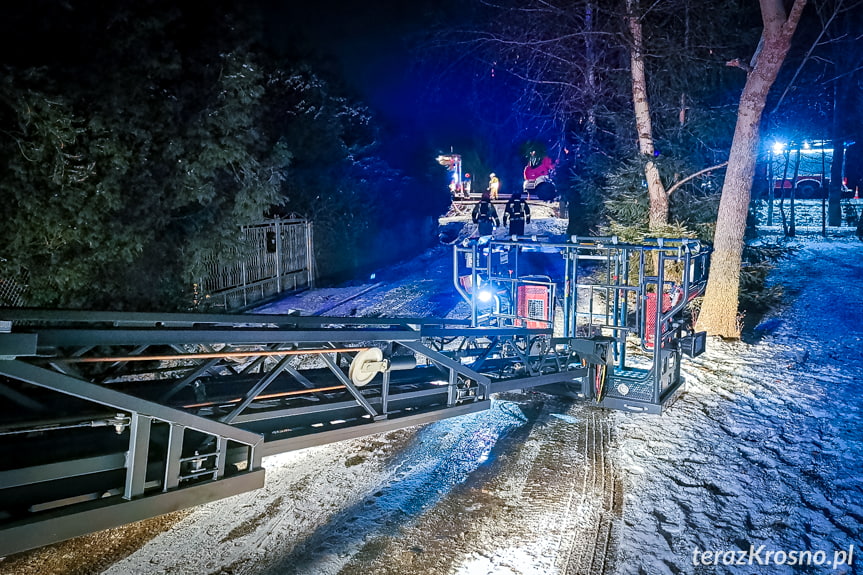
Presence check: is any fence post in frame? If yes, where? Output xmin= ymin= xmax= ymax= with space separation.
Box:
xmin=275 ymin=219 xmax=282 ymax=294
xmin=306 ymin=221 xmax=315 ymax=289
xmin=766 ymin=153 xmax=774 ymax=226
xmin=241 ymin=248 xmax=248 ymax=309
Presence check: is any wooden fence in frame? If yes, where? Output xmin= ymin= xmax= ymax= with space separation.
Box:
xmin=0 ymin=271 xmax=28 ymax=308
xmin=195 ymin=218 xmax=315 ymax=311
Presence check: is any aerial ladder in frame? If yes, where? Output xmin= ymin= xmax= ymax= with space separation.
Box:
xmin=0 ymin=235 xmax=709 ymax=555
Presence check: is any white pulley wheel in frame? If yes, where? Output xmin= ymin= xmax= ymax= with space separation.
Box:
xmin=348 ymin=347 xmax=384 ymax=387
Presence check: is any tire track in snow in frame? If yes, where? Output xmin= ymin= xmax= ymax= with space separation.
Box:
xmin=253 ymin=403 xmax=531 ymax=575
xmin=416 ymin=396 xmax=621 ymax=575
xmin=269 ymin=394 xmax=625 ymax=575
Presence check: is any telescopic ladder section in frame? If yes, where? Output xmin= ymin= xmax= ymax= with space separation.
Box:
xmin=0 ymin=312 xmax=495 ymax=555
xmin=0 ymin=236 xmax=710 ymax=555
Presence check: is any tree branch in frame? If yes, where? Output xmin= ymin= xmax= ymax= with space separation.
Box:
xmin=666 ymin=161 xmax=729 ymax=196
xmin=726 ymin=58 xmax=752 ymax=73
xmin=783 ymin=0 xmax=809 ymax=37
xmin=759 ymin=0 xmax=787 ymax=36
xmin=772 ymin=0 xmax=840 ymax=114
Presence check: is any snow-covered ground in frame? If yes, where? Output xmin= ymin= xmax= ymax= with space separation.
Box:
xmin=4 ymin=210 xmax=861 ymax=575
xmin=613 ymin=232 xmax=863 ymax=575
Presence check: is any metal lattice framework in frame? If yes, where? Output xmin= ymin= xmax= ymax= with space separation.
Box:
xmin=0 ymin=311 xmax=512 ymax=554
xmin=0 ymin=236 xmax=710 ymax=555
xmin=452 ymin=235 xmax=711 ymax=410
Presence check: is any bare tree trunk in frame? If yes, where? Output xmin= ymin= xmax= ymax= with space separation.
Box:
xmin=829 ymin=80 xmax=849 ymax=226
xmin=585 ymin=0 xmax=598 ymax=150
xmin=679 ymin=1 xmax=690 ymax=128
xmin=696 ymin=0 xmax=807 ymax=338
xmin=627 ymin=0 xmax=668 ymax=229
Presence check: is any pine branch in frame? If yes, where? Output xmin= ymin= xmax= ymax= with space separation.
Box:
xmin=666 ymin=161 xmax=729 ymax=196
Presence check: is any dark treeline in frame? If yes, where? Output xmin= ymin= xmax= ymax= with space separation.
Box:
xmin=0 ymin=0 xmax=450 ymax=310
xmin=2 ymin=0 xmax=861 ymax=318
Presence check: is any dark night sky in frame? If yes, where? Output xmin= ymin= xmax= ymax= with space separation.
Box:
xmin=264 ymin=0 xmax=471 ymax=169
xmin=0 ymin=0 xmax=470 ymax=178
xmin=6 ymin=2 xmax=853 ymax=187
xmin=0 ymin=0 xmax=469 ymax=171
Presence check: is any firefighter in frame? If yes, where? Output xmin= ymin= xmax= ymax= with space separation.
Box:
xmin=503 ymin=190 xmax=531 ymax=236
xmin=472 ymin=191 xmax=500 ymax=236
xmin=488 ymin=172 xmax=500 ymax=200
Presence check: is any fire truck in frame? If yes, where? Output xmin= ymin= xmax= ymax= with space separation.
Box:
xmin=768 ymin=140 xmax=853 ymax=198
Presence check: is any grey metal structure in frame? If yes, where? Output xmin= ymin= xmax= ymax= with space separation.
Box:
xmin=0 ymin=236 xmax=709 ymax=556
xmin=451 ymin=235 xmax=710 ymax=410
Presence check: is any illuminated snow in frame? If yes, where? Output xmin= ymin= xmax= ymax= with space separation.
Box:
xmin=101 ymin=218 xmax=863 ymax=575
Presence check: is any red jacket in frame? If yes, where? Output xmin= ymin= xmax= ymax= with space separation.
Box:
xmin=524 ymin=156 xmax=553 ymax=180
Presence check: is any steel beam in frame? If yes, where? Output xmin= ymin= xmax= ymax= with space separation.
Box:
xmin=0 ymin=308 xmax=470 ymax=328
xmin=0 ymin=360 xmax=263 ymax=449
xmin=30 ymin=329 xmax=422 ymax=348
xmin=0 ymin=453 xmax=127 ymax=490
xmin=124 ymin=413 xmax=152 ymax=499
xmin=0 ymin=469 xmax=266 ymax=557
xmin=261 ymin=400 xmax=490 ymax=456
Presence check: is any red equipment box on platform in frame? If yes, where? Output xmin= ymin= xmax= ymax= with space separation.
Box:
xmin=517 ymin=284 xmax=550 ymax=329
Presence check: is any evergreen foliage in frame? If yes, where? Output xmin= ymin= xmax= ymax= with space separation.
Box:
xmin=0 ymin=1 xmax=440 ymax=309
xmin=737 ymin=242 xmax=795 ymax=314
xmin=1 ymin=45 xmax=287 ymax=309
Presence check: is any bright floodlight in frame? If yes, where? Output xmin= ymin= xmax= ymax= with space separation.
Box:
xmin=772 ymin=142 xmax=785 ymax=154
xmin=478 ymin=289 xmax=493 ymax=303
